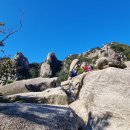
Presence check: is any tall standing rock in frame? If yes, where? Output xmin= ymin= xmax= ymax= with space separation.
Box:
xmin=69 ymin=59 xmax=79 ymax=72
xmin=13 ymin=52 xmax=30 ymax=80
xmin=40 ymin=52 xmax=61 ymax=77
xmin=40 ymin=62 xmax=52 ymax=77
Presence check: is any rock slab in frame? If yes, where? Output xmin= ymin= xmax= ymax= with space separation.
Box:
xmin=2 ymin=87 xmax=69 ymax=105
xmin=70 ymin=67 xmax=130 ymax=130
xmin=0 ymin=77 xmax=58 ymax=96
xmin=0 ymin=103 xmax=83 ymax=130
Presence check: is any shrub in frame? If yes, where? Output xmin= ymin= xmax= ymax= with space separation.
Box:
xmin=110 ymin=42 xmax=130 ymax=61
xmin=110 ymin=43 xmax=125 ymax=53
xmin=77 ymin=68 xmax=84 ymax=75
xmin=29 ymin=62 xmax=40 ymax=78
xmin=6 ymin=80 xmax=14 ymax=84
xmin=56 ymin=70 xmax=68 ymax=82
xmin=0 ymin=57 xmax=15 ymax=85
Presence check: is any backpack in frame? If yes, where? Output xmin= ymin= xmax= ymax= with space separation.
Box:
xmin=69 ymin=70 xmax=77 ymax=77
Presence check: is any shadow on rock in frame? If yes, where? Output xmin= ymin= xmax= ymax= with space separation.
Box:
xmin=86 ymin=112 xmax=112 ymax=130
xmin=0 ymin=103 xmax=85 ymax=130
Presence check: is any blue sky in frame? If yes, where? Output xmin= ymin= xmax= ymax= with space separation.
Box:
xmin=0 ymin=0 xmax=130 ymax=63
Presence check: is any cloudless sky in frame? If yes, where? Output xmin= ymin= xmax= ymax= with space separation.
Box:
xmin=0 ymin=0 xmax=130 ymax=63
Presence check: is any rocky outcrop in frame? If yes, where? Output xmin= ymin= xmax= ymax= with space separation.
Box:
xmin=70 ymin=67 xmax=130 ymax=130
xmin=83 ymin=44 xmax=116 ymax=59
xmin=40 ymin=52 xmax=61 ymax=77
xmin=0 ymin=103 xmax=84 ymax=130
xmin=125 ymin=61 xmax=130 ymax=70
xmin=69 ymin=59 xmax=79 ymax=72
xmin=86 ymin=48 xmax=101 ymax=59
xmin=40 ymin=62 xmax=52 ymax=77
xmin=98 ymin=44 xmax=116 ymax=59
xmin=1 ymin=87 xmax=69 ymax=105
xmin=96 ymin=57 xmax=127 ymax=69
xmin=13 ymin=52 xmax=30 ymax=80
xmin=61 ymin=73 xmax=86 ymax=101
xmin=0 ymin=77 xmax=58 ymax=96
xmin=96 ymin=57 xmax=110 ymax=69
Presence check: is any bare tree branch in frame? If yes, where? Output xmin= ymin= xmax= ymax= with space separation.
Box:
xmin=0 ymin=12 xmax=24 ymax=46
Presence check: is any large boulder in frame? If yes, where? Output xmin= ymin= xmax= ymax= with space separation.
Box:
xmin=96 ymin=57 xmax=110 ymax=69
xmin=98 ymin=44 xmax=116 ymax=59
xmin=0 ymin=77 xmax=58 ymax=96
xmin=70 ymin=67 xmax=130 ymax=130
xmin=61 ymin=73 xmax=86 ymax=101
xmin=40 ymin=62 xmax=52 ymax=77
xmin=125 ymin=61 xmax=130 ymax=70
xmin=69 ymin=59 xmax=79 ymax=72
xmin=96 ymin=57 xmax=126 ymax=69
xmin=13 ymin=52 xmax=30 ymax=80
xmin=40 ymin=52 xmax=61 ymax=77
xmin=1 ymin=87 xmax=69 ymax=105
xmin=0 ymin=103 xmax=84 ymax=130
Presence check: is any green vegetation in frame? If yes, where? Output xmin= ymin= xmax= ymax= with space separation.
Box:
xmin=110 ymin=42 xmax=130 ymax=60
xmin=16 ymin=67 xmax=30 ymax=80
xmin=29 ymin=62 xmax=40 ymax=78
xmin=77 ymin=68 xmax=84 ymax=75
xmin=6 ymin=80 xmax=14 ymax=84
xmin=56 ymin=69 xmax=68 ymax=82
xmin=0 ymin=57 xmax=15 ymax=85
xmin=0 ymin=22 xmax=21 ymax=84
xmin=56 ymin=53 xmax=97 ymax=82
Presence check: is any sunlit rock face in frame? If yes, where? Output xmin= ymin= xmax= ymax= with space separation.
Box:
xmin=70 ymin=67 xmax=130 ymax=130
xmin=40 ymin=52 xmax=61 ymax=77
xmin=13 ymin=52 xmax=30 ymax=80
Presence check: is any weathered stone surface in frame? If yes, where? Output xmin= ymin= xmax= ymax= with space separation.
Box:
xmin=13 ymin=52 xmax=30 ymax=79
xmin=40 ymin=62 xmax=52 ymax=77
xmin=125 ymin=61 xmax=130 ymax=70
xmin=40 ymin=52 xmax=61 ymax=77
xmin=3 ymin=87 xmax=69 ymax=105
xmin=61 ymin=73 xmax=86 ymax=101
xmin=45 ymin=52 xmax=58 ymax=64
xmin=87 ymin=48 xmax=100 ymax=59
xmin=0 ymin=103 xmax=83 ymax=130
xmin=85 ymin=44 xmax=115 ymax=59
xmin=98 ymin=44 xmax=116 ymax=59
xmin=96 ymin=57 xmax=126 ymax=69
xmin=70 ymin=67 xmax=130 ymax=130
xmin=96 ymin=57 xmax=110 ymax=69
xmin=0 ymin=77 xmax=58 ymax=96
xmin=69 ymin=59 xmax=79 ymax=72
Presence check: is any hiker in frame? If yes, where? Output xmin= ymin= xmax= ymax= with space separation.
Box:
xmin=82 ymin=62 xmax=92 ymax=72
xmin=69 ymin=59 xmax=80 ymax=79
xmin=69 ymin=69 xmax=77 ymax=78
xmin=115 ymin=54 xmax=121 ymax=65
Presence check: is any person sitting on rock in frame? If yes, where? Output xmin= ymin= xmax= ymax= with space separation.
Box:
xmin=115 ymin=54 xmax=121 ymax=65
xmin=69 ymin=69 xmax=77 ymax=78
xmin=82 ymin=62 xmax=92 ymax=72
xmin=69 ymin=59 xmax=80 ymax=79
